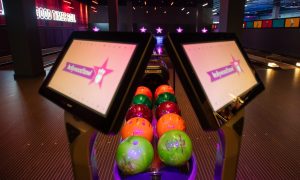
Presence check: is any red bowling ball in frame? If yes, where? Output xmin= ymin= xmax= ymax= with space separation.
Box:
xmin=126 ymin=104 xmax=153 ymax=122
xmin=155 ymin=101 xmax=181 ymax=120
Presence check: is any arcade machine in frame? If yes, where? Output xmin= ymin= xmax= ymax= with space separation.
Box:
xmin=39 ymin=31 xmax=264 ymax=180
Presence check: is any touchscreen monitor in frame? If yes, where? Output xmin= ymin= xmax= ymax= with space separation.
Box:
xmin=40 ymin=31 xmax=155 ymax=133
xmin=165 ymin=33 xmax=264 ymax=130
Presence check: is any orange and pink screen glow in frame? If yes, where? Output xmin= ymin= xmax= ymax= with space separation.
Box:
xmin=183 ymin=41 xmax=257 ymax=111
xmin=48 ymin=40 xmax=136 ymax=115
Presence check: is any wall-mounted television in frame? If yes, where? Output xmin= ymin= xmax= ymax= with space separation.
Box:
xmin=254 ymin=21 xmax=262 ymax=28
xmin=262 ymin=20 xmax=272 ymax=28
xmin=246 ymin=21 xmax=254 ymax=28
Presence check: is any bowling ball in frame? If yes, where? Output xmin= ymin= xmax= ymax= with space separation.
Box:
xmin=155 ymin=92 xmax=176 ymax=107
xmin=126 ymin=104 xmax=152 ymax=122
xmin=132 ymin=94 xmax=152 ymax=109
xmin=116 ymin=136 xmax=154 ymax=175
xmin=155 ymin=101 xmax=181 ymax=120
xmin=135 ymin=86 xmax=153 ymax=100
xmin=121 ymin=117 xmax=153 ymax=142
xmin=155 ymin=85 xmax=174 ymax=99
xmin=157 ymin=113 xmax=185 ymax=137
xmin=157 ymin=130 xmax=192 ymax=166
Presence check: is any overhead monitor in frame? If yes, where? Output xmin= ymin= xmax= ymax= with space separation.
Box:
xmin=40 ymin=31 xmax=155 ymax=133
xmin=272 ymin=19 xmax=285 ymax=28
xmin=165 ymin=33 xmax=264 ymax=130
xmin=285 ymin=18 xmax=300 ymax=28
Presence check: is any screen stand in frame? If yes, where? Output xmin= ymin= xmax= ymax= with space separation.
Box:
xmin=214 ymin=109 xmax=244 ymax=180
xmin=64 ymin=111 xmax=99 ymax=180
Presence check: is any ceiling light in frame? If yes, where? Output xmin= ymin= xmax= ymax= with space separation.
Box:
xmin=176 ymin=27 xmax=183 ymax=33
xmin=63 ymin=0 xmax=71 ymax=4
xmin=154 ymin=6 xmax=157 ymax=10
xmin=163 ymin=10 xmax=167 ymax=14
xmin=140 ymin=27 xmax=147 ymax=33
xmin=146 ymin=10 xmax=148 ymax=13
xmin=201 ymin=27 xmax=208 ymax=33
xmin=202 ymin=3 xmax=208 ymax=7
xmin=213 ymin=12 xmax=217 ymax=15
xmin=186 ymin=11 xmax=190 ymax=14
xmin=93 ymin=27 xmax=100 ymax=32
xmin=91 ymin=6 xmax=96 ymax=10
xmin=156 ymin=27 xmax=163 ymax=33
xmin=133 ymin=6 xmax=136 ymax=10
xmin=144 ymin=1 xmax=147 ymax=5
xmin=92 ymin=0 xmax=98 ymax=4
xmin=171 ymin=2 xmax=174 ymax=6
xmin=268 ymin=62 xmax=279 ymax=68
xmin=212 ymin=8 xmax=217 ymax=12
xmin=296 ymin=62 xmax=300 ymax=67
xmin=181 ymin=8 xmax=185 ymax=11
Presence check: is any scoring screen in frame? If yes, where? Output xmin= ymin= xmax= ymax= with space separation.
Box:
xmin=48 ymin=39 xmax=136 ymax=115
xmin=183 ymin=41 xmax=258 ymax=111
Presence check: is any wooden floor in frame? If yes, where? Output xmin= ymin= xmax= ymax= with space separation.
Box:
xmin=0 ymin=64 xmax=299 ymax=179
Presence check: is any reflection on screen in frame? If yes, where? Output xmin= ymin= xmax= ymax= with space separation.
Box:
xmin=183 ymin=41 xmax=257 ymax=111
xmin=48 ymin=40 xmax=136 ymax=115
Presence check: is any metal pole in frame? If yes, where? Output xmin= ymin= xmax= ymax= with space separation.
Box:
xmin=214 ymin=109 xmax=244 ymax=180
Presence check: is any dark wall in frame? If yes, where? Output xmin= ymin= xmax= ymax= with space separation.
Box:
xmin=0 ymin=25 xmax=9 ymax=56
xmin=241 ymin=29 xmax=300 ymax=59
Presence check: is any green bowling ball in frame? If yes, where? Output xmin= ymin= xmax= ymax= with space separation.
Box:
xmin=132 ymin=94 xmax=152 ymax=109
xmin=157 ymin=130 xmax=192 ymax=166
xmin=155 ymin=92 xmax=177 ymax=107
xmin=116 ymin=136 xmax=154 ymax=175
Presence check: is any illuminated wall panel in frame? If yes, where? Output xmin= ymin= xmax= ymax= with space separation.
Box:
xmin=254 ymin=21 xmax=262 ymax=28
xmin=285 ymin=18 xmax=300 ymax=28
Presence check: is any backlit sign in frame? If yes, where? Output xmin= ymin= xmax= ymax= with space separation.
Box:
xmin=36 ymin=7 xmax=76 ymax=23
xmin=0 ymin=0 xmax=4 ymax=15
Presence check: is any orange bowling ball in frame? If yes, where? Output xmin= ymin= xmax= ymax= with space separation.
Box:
xmin=155 ymin=85 xmax=174 ymax=99
xmin=121 ymin=117 xmax=153 ymax=142
xmin=135 ymin=86 xmax=153 ymax=100
xmin=157 ymin=113 xmax=186 ymax=137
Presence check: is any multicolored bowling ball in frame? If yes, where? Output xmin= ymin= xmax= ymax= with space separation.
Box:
xmin=132 ymin=94 xmax=152 ymax=109
xmin=135 ymin=86 xmax=153 ymax=100
xmin=157 ymin=130 xmax=192 ymax=166
xmin=126 ymin=104 xmax=152 ymax=122
xmin=121 ymin=117 xmax=153 ymax=142
xmin=116 ymin=136 xmax=154 ymax=175
xmin=155 ymin=92 xmax=176 ymax=107
xmin=155 ymin=85 xmax=174 ymax=99
xmin=155 ymin=101 xmax=181 ymax=120
xmin=157 ymin=113 xmax=185 ymax=137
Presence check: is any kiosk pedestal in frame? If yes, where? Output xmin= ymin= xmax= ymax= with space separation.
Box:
xmin=65 ymin=112 xmax=98 ymax=180
xmin=214 ymin=109 xmax=244 ymax=180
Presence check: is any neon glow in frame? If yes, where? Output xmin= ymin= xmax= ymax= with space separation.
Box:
xmin=36 ymin=7 xmax=76 ymax=23
xmin=201 ymin=27 xmax=208 ymax=33
xmin=0 ymin=0 xmax=4 ymax=15
xmin=176 ymin=27 xmax=183 ymax=33
xmin=93 ymin=27 xmax=100 ymax=32
xmin=140 ymin=27 xmax=147 ymax=33
xmin=156 ymin=27 xmax=163 ymax=33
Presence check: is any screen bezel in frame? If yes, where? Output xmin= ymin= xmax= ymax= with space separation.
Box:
xmin=39 ymin=31 xmax=155 ymax=133
xmin=165 ymin=33 xmax=264 ymax=130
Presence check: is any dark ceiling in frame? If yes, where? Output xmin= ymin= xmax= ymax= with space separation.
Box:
xmin=77 ymin=0 xmax=212 ymax=7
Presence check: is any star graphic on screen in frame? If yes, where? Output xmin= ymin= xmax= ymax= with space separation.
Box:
xmin=176 ymin=27 xmax=183 ymax=33
xmin=230 ymin=56 xmax=243 ymax=74
xmin=90 ymin=59 xmax=113 ymax=88
xmin=156 ymin=27 xmax=163 ymax=34
xmin=140 ymin=26 xmax=147 ymax=33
